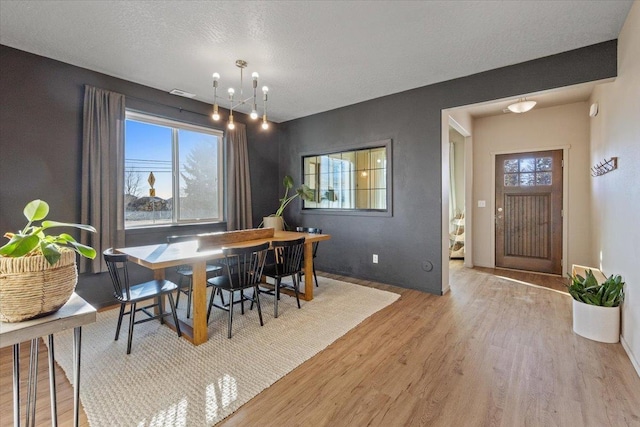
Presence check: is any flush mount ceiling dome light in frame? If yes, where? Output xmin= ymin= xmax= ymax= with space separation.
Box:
xmin=211 ymin=59 xmax=269 ymax=130
xmin=507 ymin=98 xmax=537 ymax=114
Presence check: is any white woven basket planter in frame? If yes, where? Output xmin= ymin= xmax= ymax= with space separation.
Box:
xmin=0 ymin=250 xmax=77 ymax=322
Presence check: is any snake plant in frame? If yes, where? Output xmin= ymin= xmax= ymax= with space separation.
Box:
xmin=567 ymin=269 xmax=625 ymax=307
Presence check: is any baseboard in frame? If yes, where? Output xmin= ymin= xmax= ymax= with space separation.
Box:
xmin=621 ymin=334 xmax=640 ymax=378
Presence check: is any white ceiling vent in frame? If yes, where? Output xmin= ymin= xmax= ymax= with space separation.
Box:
xmin=169 ymin=89 xmax=196 ymax=98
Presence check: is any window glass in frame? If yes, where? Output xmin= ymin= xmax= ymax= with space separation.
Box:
xmin=503 ymin=156 xmax=553 ymax=187
xmin=125 ymin=112 xmax=224 ymax=228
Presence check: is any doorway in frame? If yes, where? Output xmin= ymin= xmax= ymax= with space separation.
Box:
xmin=495 ymin=149 xmax=563 ymax=274
xmin=448 ymin=126 xmax=466 ymax=260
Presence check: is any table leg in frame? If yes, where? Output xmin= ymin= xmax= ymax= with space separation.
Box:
xmin=191 ymin=260 xmax=208 ymax=345
xmin=47 ymin=335 xmax=58 ymax=427
xmin=301 ymin=242 xmax=314 ymax=301
xmin=26 ymin=338 xmax=38 ymax=427
xmin=153 ymin=269 xmax=166 ymax=316
xmin=12 ymin=343 xmax=20 ymax=427
xmin=73 ymin=327 xmax=82 ymax=427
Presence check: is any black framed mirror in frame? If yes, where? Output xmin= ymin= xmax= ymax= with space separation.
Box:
xmin=302 ymin=139 xmax=392 ymax=216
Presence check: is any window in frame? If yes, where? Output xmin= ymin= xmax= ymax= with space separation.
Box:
xmin=503 ymin=156 xmax=553 ymax=187
xmin=302 ymin=139 xmax=391 ymax=215
xmin=124 ymin=111 xmax=224 ymax=228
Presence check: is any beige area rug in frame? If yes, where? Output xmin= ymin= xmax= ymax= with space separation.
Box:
xmin=52 ymin=276 xmax=399 ymax=426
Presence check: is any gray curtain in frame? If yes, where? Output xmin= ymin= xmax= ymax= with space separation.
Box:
xmin=226 ymin=123 xmax=253 ymax=230
xmin=80 ymin=85 xmax=126 ymax=273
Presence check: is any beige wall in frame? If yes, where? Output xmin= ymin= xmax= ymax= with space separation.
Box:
xmin=472 ymin=102 xmax=593 ymax=272
xmin=589 ymin=1 xmax=639 ymax=373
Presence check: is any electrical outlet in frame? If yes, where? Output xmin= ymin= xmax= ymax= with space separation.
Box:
xmin=372 ymin=254 xmax=378 ymax=264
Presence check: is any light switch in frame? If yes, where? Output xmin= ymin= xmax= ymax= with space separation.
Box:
xmin=478 ymin=200 xmax=486 ymax=208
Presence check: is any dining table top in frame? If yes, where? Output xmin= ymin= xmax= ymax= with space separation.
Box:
xmin=117 ymin=230 xmax=330 ymax=270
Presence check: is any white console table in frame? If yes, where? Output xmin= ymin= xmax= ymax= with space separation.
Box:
xmin=0 ymin=293 xmax=96 ymax=427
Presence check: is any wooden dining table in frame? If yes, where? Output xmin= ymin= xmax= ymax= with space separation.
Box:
xmin=117 ymin=230 xmax=330 ymax=345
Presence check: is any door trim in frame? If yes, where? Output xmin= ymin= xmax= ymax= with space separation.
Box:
xmin=490 ymin=145 xmax=570 ymax=276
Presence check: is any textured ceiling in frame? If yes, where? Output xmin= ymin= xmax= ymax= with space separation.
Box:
xmin=0 ymin=1 xmax=633 ymax=123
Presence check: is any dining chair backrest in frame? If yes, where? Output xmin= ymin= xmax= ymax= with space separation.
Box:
xmin=222 ymin=242 xmax=269 ymax=290
xmin=272 ymin=237 xmax=305 ymax=277
xmin=295 ymin=227 xmax=322 ymax=258
xmin=103 ymin=248 xmax=132 ymax=302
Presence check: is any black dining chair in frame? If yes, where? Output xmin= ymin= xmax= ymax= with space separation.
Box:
xmin=295 ymin=227 xmax=322 ymax=287
xmin=167 ymin=235 xmax=223 ymax=318
xmin=206 ymin=242 xmax=269 ymax=338
xmin=103 ymin=248 xmax=182 ymax=354
xmin=257 ymin=237 xmax=305 ymax=318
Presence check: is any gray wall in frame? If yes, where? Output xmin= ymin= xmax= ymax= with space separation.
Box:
xmin=281 ymin=40 xmax=617 ymax=294
xmin=0 ymin=45 xmax=280 ymax=307
xmin=0 ymin=41 xmax=618 ymax=305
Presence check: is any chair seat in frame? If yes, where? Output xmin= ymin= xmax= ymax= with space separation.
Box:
xmin=176 ymin=264 xmax=222 ymax=277
xmin=118 ymin=280 xmax=178 ymax=302
xmin=208 ymin=273 xmax=259 ymax=291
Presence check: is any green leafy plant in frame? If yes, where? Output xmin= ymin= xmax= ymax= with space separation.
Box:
xmin=272 ymin=175 xmax=315 ymax=217
xmin=0 ymin=199 xmax=97 ymax=266
xmin=567 ymin=269 xmax=625 ymax=307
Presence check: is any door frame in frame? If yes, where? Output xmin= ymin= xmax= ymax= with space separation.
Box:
xmin=490 ymin=145 xmax=570 ymax=276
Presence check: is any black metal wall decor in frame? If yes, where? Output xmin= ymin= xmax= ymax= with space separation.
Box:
xmin=591 ymin=157 xmax=618 ymax=177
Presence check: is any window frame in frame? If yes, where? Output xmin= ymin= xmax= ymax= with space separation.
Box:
xmin=301 ymin=139 xmax=393 ymax=217
xmin=124 ymin=110 xmax=225 ymax=229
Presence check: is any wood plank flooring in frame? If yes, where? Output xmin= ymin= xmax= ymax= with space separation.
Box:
xmin=1 ymin=262 xmax=638 ymax=426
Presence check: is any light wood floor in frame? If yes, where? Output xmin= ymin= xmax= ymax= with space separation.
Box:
xmin=2 ymin=262 xmax=639 ymax=426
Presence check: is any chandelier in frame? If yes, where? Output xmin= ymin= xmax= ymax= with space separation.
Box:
xmin=211 ymin=60 xmax=269 ymax=130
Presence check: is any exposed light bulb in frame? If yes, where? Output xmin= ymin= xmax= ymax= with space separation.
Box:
xmin=212 ymin=104 xmax=220 ymax=121
xmin=228 ymin=88 xmax=235 ymax=95
xmin=212 ymin=72 xmax=220 ymax=80
xmin=261 ymin=116 xmax=269 ymax=130
xmin=228 ymin=114 xmax=235 ymax=130
xmin=250 ymin=109 xmax=258 ymax=120
xmin=252 ymin=72 xmax=259 ymax=79
xmin=262 ymin=86 xmax=269 ymax=93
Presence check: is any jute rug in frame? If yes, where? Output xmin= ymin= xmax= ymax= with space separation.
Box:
xmin=52 ymin=276 xmax=399 ymax=426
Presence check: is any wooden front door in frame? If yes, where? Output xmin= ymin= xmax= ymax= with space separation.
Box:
xmin=495 ymin=150 xmax=563 ymax=274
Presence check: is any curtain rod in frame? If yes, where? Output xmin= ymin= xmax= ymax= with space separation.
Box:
xmin=125 ymin=94 xmax=212 ymax=118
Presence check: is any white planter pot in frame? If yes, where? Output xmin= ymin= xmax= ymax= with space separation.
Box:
xmin=572 ymin=299 xmax=620 ymax=343
xmin=263 ymin=216 xmax=284 ymax=231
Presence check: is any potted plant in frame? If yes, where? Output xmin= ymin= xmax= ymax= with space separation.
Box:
xmin=0 ymin=199 xmax=97 ymax=322
xmin=263 ymin=175 xmax=314 ymax=231
xmin=567 ymin=267 xmax=624 ymax=343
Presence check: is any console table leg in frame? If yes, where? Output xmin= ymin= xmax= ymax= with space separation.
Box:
xmin=26 ymin=339 xmax=38 ymax=427
xmin=47 ymin=334 xmax=58 ymax=427
xmin=73 ymin=326 xmax=82 ymax=427
xmin=12 ymin=343 xmax=20 ymax=427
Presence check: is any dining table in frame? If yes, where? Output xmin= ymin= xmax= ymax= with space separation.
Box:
xmin=117 ymin=229 xmax=330 ymax=345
